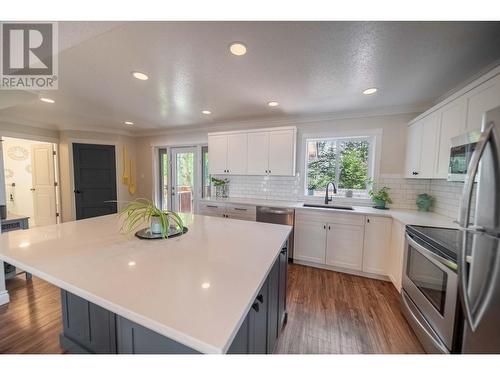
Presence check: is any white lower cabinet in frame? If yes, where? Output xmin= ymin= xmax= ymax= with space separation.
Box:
xmin=294 ymin=210 xmax=394 ymax=279
xmin=326 ymin=223 xmax=364 ymax=271
xmin=362 ymin=216 xmax=392 ymax=275
xmin=294 ymin=219 xmax=327 ymax=264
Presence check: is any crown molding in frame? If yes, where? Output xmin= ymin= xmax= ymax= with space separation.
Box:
xmin=136 ymin=103 xmax=427 ymax=138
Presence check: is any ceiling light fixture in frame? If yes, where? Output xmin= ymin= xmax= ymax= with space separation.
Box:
xmin=363 ymin=87 xmax=378 ymax=95
xmin=124 ymin=121 xmax=134 ymax=125
xmin=267 ymin=101 xmax=279 ymax=107
xmin=229 ymin=42 xmax=247 ymax=56
xmin=40 ymin=97 xmax=55 ymax=104
xmin=202 ymin=110 xmax=212 ymax=115
xmin=131 ymin=71 xmax=149 ymax=80
xmin=201 ymin=282 xmax=210 ymax=289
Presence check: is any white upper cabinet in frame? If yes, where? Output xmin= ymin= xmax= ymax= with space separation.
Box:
xmin=435 ymin=98 xmax=467 ymax=178
xmin=419 ymin=112 xmax=441 ymax=178
xmin=227 ymin=134 xmax=248 ymax=175
xmin=247 ymin=131 xmax=270 ymax=175
xmin=208 ymin=134 xmax=228 ymax=175
xmin=209 ymin=126 xmax=296 ymax=176
xmin=268 ymin=129 xmax=296 ymax=176
xmin=406 ymin=70 xmax=500 ymax=179
xmin=465 ymin=74 xmax=500 ymax=131
xmin=404 ymin=121 xmax=423 ymax=178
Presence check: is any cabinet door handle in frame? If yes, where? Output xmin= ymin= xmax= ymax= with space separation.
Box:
xmin=367 ymin=218 xmax=370 ymax=223
xmin=206 ymin=205 xmax=218 ymax=208
xmin=256 ymin=294 xmax=264 ymax=303
xmin=328 ymin=225 xmax=331 ymax=230
xmin=323 ymin=224 xmax=326 ymax=229
xmin=234 ymin=208 xmax=247 ymax=211
xmin=280 ymin=248 xmax=287 ymax=255
xmin=412 ymin=171 xmax=419 ymax=175
xmin=252 ymin=302 xmax=260 ymax=312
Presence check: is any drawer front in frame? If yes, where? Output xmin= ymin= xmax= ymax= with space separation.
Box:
xmin=225 ymin=203 xmax=256 ymax=221
xmin=198 ymin=202 xmax=226 ymax=217
xmin=296 ymin=208 xmax=365 ymax=226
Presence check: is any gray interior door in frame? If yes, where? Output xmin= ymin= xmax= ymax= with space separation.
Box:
xmin=73 ymin=143 xmax=117 ymax=220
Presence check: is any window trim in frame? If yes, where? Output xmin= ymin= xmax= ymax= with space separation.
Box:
xmin=300 ymin=129 xmax=381 ymax=199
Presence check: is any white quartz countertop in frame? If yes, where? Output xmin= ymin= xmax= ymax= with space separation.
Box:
xmin=199 ymin=197 xmax=457 ymax=228
xmin=0 ymin=214 xmax=292 ymax=354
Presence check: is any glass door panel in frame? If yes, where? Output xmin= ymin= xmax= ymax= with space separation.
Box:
xmin=159 ymin=149 xmax=169 ymax=211
xmin=171 ymin=147 xmax=197 ymax=213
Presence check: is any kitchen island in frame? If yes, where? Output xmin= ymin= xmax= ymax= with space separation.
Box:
xmin=0 ymin=213 xmax=292 ymax=354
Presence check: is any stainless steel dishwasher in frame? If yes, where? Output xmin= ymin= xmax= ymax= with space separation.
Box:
xmin=256 ymin=206 xmax=295 ymax=260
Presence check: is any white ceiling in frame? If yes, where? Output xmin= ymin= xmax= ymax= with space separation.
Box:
xmin=1 ymin=21 xmax=500 ymax=135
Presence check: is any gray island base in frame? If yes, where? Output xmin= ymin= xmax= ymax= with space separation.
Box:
xmin=59 ymin=241 xmax=289 ymax=354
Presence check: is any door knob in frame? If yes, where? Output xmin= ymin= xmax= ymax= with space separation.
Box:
xmin=30 ymin=188 xmax=36 ymax=191
xmin=74 ymin=190 xmax=82 ymax=194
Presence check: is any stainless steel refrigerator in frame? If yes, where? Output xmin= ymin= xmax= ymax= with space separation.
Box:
xmin=458 ymin=105 xmax=500 ymax=353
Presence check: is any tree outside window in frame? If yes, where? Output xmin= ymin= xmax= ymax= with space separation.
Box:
xmin=306 ymin=137 xmax=372 ymax=197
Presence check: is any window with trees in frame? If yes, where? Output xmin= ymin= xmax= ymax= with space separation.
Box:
xmin=305 ymin=136 xmax=374 ymax=197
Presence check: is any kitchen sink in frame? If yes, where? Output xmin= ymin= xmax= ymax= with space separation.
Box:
xmin=302 ymin=203 xmax=354 ymax=210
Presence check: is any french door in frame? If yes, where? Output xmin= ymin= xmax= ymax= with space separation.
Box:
xmin=159 ymin=147 xmax=199 ymax=213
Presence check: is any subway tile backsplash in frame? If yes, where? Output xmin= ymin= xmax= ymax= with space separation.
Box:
xmin=212 ymin=173 xmax=464 ymax=219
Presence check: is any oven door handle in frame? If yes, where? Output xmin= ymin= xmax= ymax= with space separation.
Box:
xmin=406 ymin=234 xmax=457 ymax=271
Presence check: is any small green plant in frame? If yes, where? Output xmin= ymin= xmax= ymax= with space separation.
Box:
xmin=210 ymin=176 xmax=228 ymax=186
xmin=369 ymin=186 xmax=393 ymax=207
xmin=119 ymin=198 xmax=184 ymax=238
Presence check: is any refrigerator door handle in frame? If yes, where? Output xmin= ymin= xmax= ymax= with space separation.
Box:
xmin=458 ymin=121 xmax=500 ymax=332
xmin=458 ymin=122 xmax=496 ymax=228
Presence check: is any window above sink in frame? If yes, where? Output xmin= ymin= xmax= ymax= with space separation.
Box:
xmin=304 ymin=135 xmax=376 ymax=199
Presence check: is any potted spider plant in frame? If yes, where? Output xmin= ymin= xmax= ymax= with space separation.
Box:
xmin=119 ymin=199 xmax=184 ymax=238
xmin=369 ymin=186 xmax=393 ymax=209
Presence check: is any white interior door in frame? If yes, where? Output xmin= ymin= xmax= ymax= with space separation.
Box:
xmin=31 ymin=144 xmax=56 ymax=226
xmin=31 ymin=143 xmax=57 ymax=226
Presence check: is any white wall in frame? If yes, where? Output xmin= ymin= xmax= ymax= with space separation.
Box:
xmin=135 ymin=112 xmax=418 ymax=201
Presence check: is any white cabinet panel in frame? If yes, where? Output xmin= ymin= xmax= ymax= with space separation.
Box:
xmin=247 ymin=132 xmax=269 ymax=175
xmin=404 ymin=121 xmax=423 ymax=178
xmin=208 ymin=135 xmax=228 ymax=175
xmin=227 ymin=134 xmax=248 ymax=175
xmin=362 ymin=216 xmax=392 ymax=275
xmin=419 ymin=112 xmax=440 ymax=178
xmin=388 ymin=219 xmax=406 ymax=291
xmin=325 ymin=223 xmax=364 ymax=271
xmin=466 ymin=75 xmax=500 ymax=131
xmin=294 ymin=220 xmax=326 ymax=264
xmin=435 ymin=98 xmax=467 ymax=178
xmin=268 ymin=130 xmax=295 ymax=176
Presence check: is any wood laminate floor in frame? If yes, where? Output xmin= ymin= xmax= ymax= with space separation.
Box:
xmin=275 ymin=264 xmax=424 ymax=354
xmin=0 ymin=264 xmax=423 ymax=354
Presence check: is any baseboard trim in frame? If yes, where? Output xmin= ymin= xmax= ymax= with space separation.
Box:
xmin=292 ymin=259 xmax=390 ymax=282
xmin=0 ymin=290 xmax=9 ymax=305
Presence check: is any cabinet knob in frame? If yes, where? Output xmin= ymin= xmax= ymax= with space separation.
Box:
xmin=328 ymin=225 xmax=331 ymax=230
xmin=367 ymin=218 xmax=370 ymax=223
xmin=280 ymin=248 xmax=287 ymax=255
xmin=323 ymin=224 xmax=326 ymax=229
xmin=412 ymin=171 xmax=419 ymax=175
xmin=252 ymin=302 xmax=260 ymax=312
xmin=256 ymin=294 xmax=264 ymax=303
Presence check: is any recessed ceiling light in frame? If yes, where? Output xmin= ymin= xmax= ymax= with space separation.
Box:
xmin=363 ymin=87 xmax=378 ymax=95
xmin=131 ymin=71 xmax=149 ymax=80
xmin=19 ymin=241 xmax=30 ymax=248
xmin=267 ymin=101 xmax=279 ymax=107
xmin=229 ymin=42 xmax=247 ymax=56
xmin=40 ymin=97 xmax=55 ymax=104
xmin=128 ymin=261 xmax=136 ymax=267
xmin=124 ymin=121 xmax=134 ymax=125
xmin=202 ymin=110 xmax=212 ymax=115
xmin=201 ymin=282 xmax=210 ymax=289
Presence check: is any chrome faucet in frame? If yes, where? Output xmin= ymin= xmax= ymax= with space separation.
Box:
xmin=324 ymin=181 xmax=337 ymax=205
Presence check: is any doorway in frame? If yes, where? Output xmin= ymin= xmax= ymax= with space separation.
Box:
xmin=159 ymin=146 xmax=204 ymax=213
xmin=1 ymin=136 xmax=59 ymax=227
xmin=72 ymin=143 xmax=117 ymax=220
